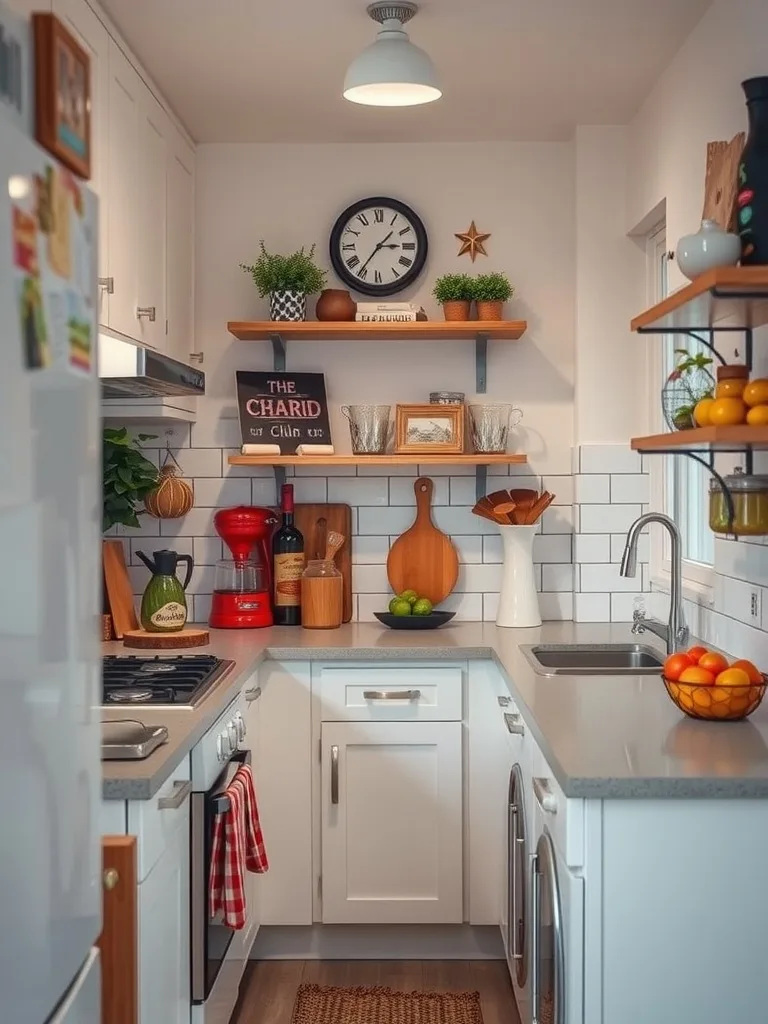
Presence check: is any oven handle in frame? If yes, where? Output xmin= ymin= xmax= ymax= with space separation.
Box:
xmin=212 ymin=748 xmax=252 ymax=814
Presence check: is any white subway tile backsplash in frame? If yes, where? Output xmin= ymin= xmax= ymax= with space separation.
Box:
xmin=483 ymin=593 xmax=500 ymax=622
xmin=574 ymin=534 xmax=610 ymax=563
xmin=423 ymin=462 xmax=475 ymax=475
xmin=610 ymin=474 xmax=650 ymax=504
xmin=580 ymin=562 xmax=643 ymax=593
xmin=352 ymin=536 xmax=390 ymax=564
xmin=193 ymin=477 xmax=252 ymax=508
xmin=610 ymin=592 xmax=643 ymax=622
xmin=610 ymin=532 xmax=649 ymax=563
xmin=579 ymin=444 xmax=642 ymax=475
xmin=449 ymin=476 xmax=477 ymax=506
xmin=178 ymin=448 xmax=226 ymax=478
xmin=194 ymin=537 xmax=223 ymax=565
xmin=483 ymin=535 xmax=502 ymax=563
xmin=296 ymin=463 xmax=356 ymax=476
xmin=574 ymin=592 xmax=610 ymax=622
xmin=357 ymin=506 xmax=413 ymax=536
xmin=542 ymin=564 xmax=574 ymax=592
xmin=439 ymin=591 xmax=483 ymax=621
xmin=223 ymin=448 xmax=274 ymax=477
xmin=452 ymin=536 xmax=483 ymax=564
xmin=539 ymin=591 xmax=573 ymax=621
xmin=186 ymin=565 xmax=217 ymax=595
xmin=352 ymin=564 xmax=390 ymax=594
xmin=191 ymin=417 xmax=242 ymax=449
xmin=160 ymin=507 xmax=216 ymax=537
xmin=534 ymin=534 xmax=572 ymax=563
xmin=329 ymin=477 xmax=389 ymax=505
xmin=574 ymin=475 xmax=610 ymax=504
xmin=541 ymin=505 xmax=574 ymax=534
xmin=390 ymin=476 xmax=448 ymax=505
xmin=193 ymin=594 xmax=212 ymax=623
xmin=292 ymin=477 xmax=328 ymax=503
xmin=357 ymin=594 xmax=391 ymax=621
xmin=543 ymin=475 xmax=574 ymax=505
xmin=714 ymin=537 xmax=768 ymax=588
xmin=251 ymin=478 xmax=278 ymax=506
xmin=434 ymin=506 xmax=496 ymax=535
xmin=456 ymin=563 xmax=502 ymax=593
xmin=579 ymin=503 xmax=642 ymax=534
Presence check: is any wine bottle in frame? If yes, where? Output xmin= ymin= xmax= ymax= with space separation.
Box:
xmin=272 ymin=483 xmax=304 ymax=625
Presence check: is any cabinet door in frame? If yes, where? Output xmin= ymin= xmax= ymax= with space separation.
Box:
xmin=98 ymin=836 xmax=137 ymax=1024
xmin=135 ymin=88 xmax=168 ymax=350
xmin=321 ymin=720 xmax=463 ymax=924
xmin=166 ymin=125 xmax=195 ymax=363
xmin=238 ymin=676 xmax=264 ymax=957
xmin=52 ymin=0 xmax=110 ymax=319
xmin=137 ymin=801 xmax=189 ymax=1024
xmin=106 ymin=39 xmax=140 ymax=339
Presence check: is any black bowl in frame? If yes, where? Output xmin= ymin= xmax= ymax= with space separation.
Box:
xmin=374 ymin=611 xmax=456 ymax=630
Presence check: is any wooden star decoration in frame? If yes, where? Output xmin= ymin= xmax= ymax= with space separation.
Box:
xmin=455 ymin=220 xmax=491 ymax=262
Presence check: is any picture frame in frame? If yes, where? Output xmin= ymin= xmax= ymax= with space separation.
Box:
xmin=395 ymin=403 xmax=465 ymax=455
xmin=32 ymin=13 xmax=91 ymax=179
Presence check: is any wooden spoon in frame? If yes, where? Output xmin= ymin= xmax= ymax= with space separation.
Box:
xmin=526 ymin=492 xmax=555 ymax=524
xmin=472 ymin=503 xmax=501 ymax=524
xmin=487 ymin=489 xmax=513 ymax=507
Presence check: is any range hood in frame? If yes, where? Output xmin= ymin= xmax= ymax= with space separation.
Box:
xmin=99 ymin=334 xmax=205 ymax=398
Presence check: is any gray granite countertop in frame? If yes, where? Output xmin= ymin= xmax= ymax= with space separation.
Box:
xmin=102 ymin=621 xmax=768 ymax=801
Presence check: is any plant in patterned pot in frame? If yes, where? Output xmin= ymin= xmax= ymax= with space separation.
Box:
xmin=240 ymin=241 xmax=327 ymax=322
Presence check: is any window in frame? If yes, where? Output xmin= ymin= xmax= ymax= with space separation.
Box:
xmin=647 ymin=225 xmax=714 ymax=589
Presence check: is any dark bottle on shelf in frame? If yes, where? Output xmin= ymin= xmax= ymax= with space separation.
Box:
xmin=272 ymin=483 xmax=304 ymax=625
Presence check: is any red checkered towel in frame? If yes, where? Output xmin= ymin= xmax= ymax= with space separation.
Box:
xmin=208 ymin=764 xmax=269 ymax=929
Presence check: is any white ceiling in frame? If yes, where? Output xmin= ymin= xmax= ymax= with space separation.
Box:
xmin=100 ymin=0 xmax=711 ymax=143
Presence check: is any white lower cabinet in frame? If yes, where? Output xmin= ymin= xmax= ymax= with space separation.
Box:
xmin=320 ymin=719 xmax=463 ymax=924
xmin=136 ymin=787 xmax=190 ymax=1024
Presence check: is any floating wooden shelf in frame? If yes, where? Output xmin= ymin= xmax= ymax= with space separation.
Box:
xmin=630 ymin=267 xmax=768 ymax=333
xmin=227 ymin=453 xmax=528 ymax=467
xmin=227 ymin=320 xmax=527 ymax=342
xmin=630 ymin=426 xmax=768 ymax=452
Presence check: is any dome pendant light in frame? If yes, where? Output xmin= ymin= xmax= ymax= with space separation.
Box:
xmin=344 ymin=1 xmax=441 ymax=107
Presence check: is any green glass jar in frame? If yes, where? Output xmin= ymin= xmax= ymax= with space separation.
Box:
xmin=709 ymin=471 xmax=768 ymax=536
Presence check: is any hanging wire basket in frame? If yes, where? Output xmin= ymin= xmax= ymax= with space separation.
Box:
xmin=661 ymin=349 xmax=715 ymax=431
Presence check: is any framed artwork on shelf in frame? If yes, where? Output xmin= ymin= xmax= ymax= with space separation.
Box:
xmin=395 ymin=403 xmax=465 ymax=455
xmin=32 ymin=13 xmax=91 ymax=179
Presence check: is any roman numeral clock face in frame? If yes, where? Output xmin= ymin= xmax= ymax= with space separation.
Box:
xmin=329 ymin=197 xmax=428 ymax=297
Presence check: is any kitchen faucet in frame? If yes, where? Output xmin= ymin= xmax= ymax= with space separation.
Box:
xmin=619 ymin=512 xmax=689 ymax=655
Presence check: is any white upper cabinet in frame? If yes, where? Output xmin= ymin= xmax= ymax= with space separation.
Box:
xmin=135 ymin=87 xmax=168 ymax=350
xmin=166 ymin=125 xmax=195 ymax=364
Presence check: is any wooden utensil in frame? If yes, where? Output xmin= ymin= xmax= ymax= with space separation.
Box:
xmin=387 ymin=477 xmax=459 ymax=604
xmin=294 ymin=503 xmax=352 ymax=623
xmin=325 ymin=531 xmax=345 ymax=562
xmin=472 ymin=502 xmax=501 ymax=524
xmin=103 ymin=540 xmax=139 ymax=639
xmin=526 ymin=492 xmax=555 ymax=524
xmin=487 ymin=489 xmax=512 ymax=506
xmin=123 ymin=628 xmax=210 ymax=649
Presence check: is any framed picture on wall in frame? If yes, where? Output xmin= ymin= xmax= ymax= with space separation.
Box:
xmin=32 ymin=13 xmax=91 ymax=179
xmin=395 ymin=403 xmax=465 ymax=455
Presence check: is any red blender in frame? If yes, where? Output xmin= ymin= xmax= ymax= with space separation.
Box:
xmin=210 ymin=506 xmax=276 ymax=628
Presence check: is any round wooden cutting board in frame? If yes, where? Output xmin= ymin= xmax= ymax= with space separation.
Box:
xmin=386 ymin=477 xmax=459 ymax=605
xmin=122 ymin=628 xmax=210 ymax=649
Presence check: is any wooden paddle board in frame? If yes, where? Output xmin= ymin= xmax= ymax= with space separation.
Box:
xmin=386 ymin=477 xmax=459 ymax=605
xmin=294 ymin=503 xmax=353 ymax=623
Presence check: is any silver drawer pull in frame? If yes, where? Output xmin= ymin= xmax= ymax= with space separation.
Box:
xmin=532 ymin=776 xmax=558 ymax=814
xmin=330 ymin=745 xmax=339 ymax=805
xmin=363 ymin=689 xmax=421 ymax=701
xmin=98 ymin=276 xmax=114 ymax=294
xmin=245 ymin=686 xmax=262 ymax=703
xmin=136 ymin=305 xmax=156 ymax=321
xmin=158 ymin=779 xmax=191 ymax=810
xmin=504 ymin=712 xmax=525 ymax=735
xmin=497 ymin=695 xmax=512 ymax=707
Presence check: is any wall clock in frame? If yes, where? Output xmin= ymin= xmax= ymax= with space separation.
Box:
xmin=330 ymin=196 xmax=428 ymax=297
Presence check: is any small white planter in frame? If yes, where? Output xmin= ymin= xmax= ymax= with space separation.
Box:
xmin=496 ymin=524 xmax=541 ymax=628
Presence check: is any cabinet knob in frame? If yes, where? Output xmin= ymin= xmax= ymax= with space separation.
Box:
xmin=103 ymin=867 xmax=119 ymax=891
xmin=136 ymin=306 xmax=156 ymax=322
xmin=98 ymin=276 xmax=114 ymax=294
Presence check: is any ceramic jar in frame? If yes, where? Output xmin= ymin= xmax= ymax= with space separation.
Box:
xmin=739 ymin=77 xmax=768 ymax=265
xmin=675 ymin=219 xmax=741 ymax=281
xmin=269 ymin=290 xmax=307 ymax=321
xmin=315 ymin=289 xmax=356 ymax=321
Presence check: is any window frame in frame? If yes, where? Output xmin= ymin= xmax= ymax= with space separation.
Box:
xmin=646 ymin=225 xmax=715 ymax=596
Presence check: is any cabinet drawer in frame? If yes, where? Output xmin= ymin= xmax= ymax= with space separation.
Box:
xmin=531 ymin=743 xmax=584 ymax=869
xmin=316 ymin=663 xmax=463 ymax=721
xmin=128 ymin=756 xmax=191 ymax=882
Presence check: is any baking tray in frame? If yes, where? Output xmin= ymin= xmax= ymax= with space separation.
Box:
xmin=101 ymin=720 xmax=169 ymax=761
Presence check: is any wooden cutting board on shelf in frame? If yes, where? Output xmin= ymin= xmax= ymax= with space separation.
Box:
xmin=294 ymin=503 xmax=353 ymax=623
xmin=103 ymin=540 xmax=139 ymax=639
xmin=387 ymin=477 xmax=459 ymax=605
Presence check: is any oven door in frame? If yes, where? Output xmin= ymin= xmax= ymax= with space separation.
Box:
xmin=191 ymin=747 xmax=251 ymax=1004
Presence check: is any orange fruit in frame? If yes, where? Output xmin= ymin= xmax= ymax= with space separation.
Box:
xmin=694 ymin=398 xmax=716 ymax=427
xmin=692 ymin=686 xmax=713 ymax=708
xmin=698 ymin=651 xmax=729 ymax=676
xmin=730 ymin=659 xmax=763 ymax=684
xmin=675 ymin=686 xmax=695 ymax=711
xmin=664 ymin=652 xmax=694 ymax=680
xmin=686 ymin=646 xmax=709 ymax=664
xmin=714 ymin=667 xmax=751 ymax=687
xmin=709 ymin=397 xmax=747 ymax=426
xmin=746 ymin=405 xmax=768 ymax=427
xmin=743 ymin=378 xmax=768 ymax=408
xmin=679 ymin=665 xmax=716 ymax=685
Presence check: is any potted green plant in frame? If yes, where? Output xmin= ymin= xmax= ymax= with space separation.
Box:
xmin=240 ymin=241 xmax=327 ymax=322
xmin=474 ymin=272 xmax=514 ymax=321
xmin=432 ymin=273 xmax=475 ymax=321
xmin=103 ymin=427 xmax=160 ymax=531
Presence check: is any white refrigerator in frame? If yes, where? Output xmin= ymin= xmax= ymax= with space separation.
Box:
xmin=0 ymin=3 xmax=102 ymax=1022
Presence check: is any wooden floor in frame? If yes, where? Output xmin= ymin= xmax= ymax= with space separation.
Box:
xmin=232 ymin=960 xmax=520 ymax=1024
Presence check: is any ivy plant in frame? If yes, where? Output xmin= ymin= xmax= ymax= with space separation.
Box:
xmin=240 ymin=241 xmax=327 ymax=296
xmin=103 ymin=427 xmax=160 ymax=532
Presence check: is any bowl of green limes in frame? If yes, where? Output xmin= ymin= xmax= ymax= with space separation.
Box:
xmin=374 ymin=590 xmax=456 ymax=630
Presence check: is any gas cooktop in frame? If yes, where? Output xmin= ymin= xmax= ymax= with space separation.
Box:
xmin=102 ymin=655 xmax=234 ymax=708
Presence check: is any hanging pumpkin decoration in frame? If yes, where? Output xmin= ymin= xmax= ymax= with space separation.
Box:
xmin=143 ymin=448 xmax=194 ymax=519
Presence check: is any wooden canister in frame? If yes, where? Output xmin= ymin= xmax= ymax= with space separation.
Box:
xmin=301 ymin=560 xmax=343 ymax=629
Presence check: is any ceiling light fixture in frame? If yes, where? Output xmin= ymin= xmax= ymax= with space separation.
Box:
xmin=343 ymin=1 xmax=441 ymax=108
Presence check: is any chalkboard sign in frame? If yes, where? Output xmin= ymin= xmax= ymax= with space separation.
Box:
xmin=236 ymin=371 xmax=332 ymax=452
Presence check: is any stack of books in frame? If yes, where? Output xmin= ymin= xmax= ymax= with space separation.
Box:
xmin=355 ymin=302 xmax=427 ymax=323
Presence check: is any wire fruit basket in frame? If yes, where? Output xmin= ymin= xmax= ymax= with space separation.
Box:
xmin=663 ymin=675 xmax=767 ymax=720
xmin=661 ymin=349 xmax=715 ymax=431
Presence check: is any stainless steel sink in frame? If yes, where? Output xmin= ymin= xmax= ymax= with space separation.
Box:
xmin=521 ymin=643 xmax=664 ymax=676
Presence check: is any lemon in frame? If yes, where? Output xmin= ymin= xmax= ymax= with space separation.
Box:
xmin=709 ymin=397 xmax=747 ymax=426
xmin=746 ymin=404 xmax=768 ymax=427
xmin=412 ymin=598 xmax=433 ymax=616
xmin=694 ymin=397 xmax=715 ymax=427
xmin=399 ymin=589 xmax=419 ymax=606
xmin=391 ymin=599 xmax=412 ymax=616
